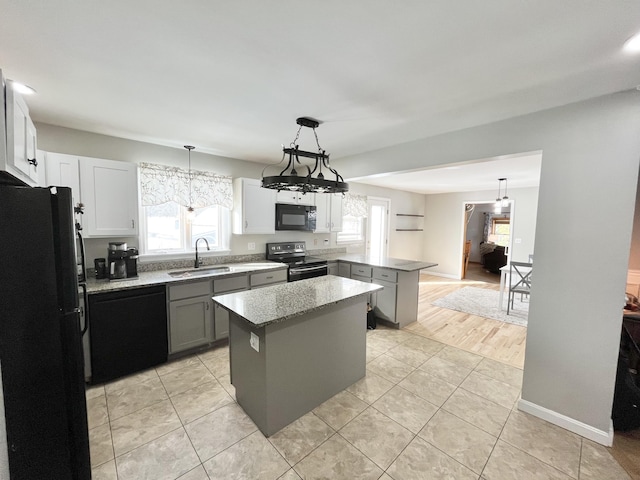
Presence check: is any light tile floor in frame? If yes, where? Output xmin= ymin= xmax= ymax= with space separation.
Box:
xmin=87 ymin=326 xmax=630 ymax=480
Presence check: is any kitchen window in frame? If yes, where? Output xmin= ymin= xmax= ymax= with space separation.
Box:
xmin=337 ymin=193 xmax=367 ymax=244
xmin=142 ymin=202 xmax=230 ymax=253
xmin=139 ymin=163 xmax=232 ymax=255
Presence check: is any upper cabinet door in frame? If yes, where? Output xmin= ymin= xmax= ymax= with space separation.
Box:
xmin=330 ymin=193 xmax=343 ymax=232
xmin=275 ymin=190 xmax=314 ymax=206
xmin=233 ymin=178 xmax=276 ymax=234
xmin=79 ymin=157 xmax=138 ymax=237
xmin=314 ymin=193 xmax=331 ymax=233
xmin=5 ymin=86 xmax=39 ymax=185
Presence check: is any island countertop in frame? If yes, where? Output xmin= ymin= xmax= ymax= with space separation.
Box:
xmin=320 ymin=254 xmax=437 ymax=271
xmin=213 ymin=275 xmax=383 ymax=327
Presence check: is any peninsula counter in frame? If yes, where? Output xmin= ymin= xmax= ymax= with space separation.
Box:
xmin=213 ymin=275 xmax=382 ymax=436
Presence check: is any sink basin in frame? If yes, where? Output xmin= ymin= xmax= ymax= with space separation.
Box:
xmin=168 ymin=266 xmax=231 ymax=278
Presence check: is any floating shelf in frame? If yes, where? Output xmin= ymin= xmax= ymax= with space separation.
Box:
xmin=395 ymin=213 xmax=424 ymax=232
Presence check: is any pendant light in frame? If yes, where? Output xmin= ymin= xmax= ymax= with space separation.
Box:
xmin=261 ymin=117 xmax=349 ymax=194
xmin=501 ymin=178 xmax=509 ymax=208
xmin=184 ymin=145 xmax=196 ymax=221
xmin=494 ymin=178 xmax=506 ymax=214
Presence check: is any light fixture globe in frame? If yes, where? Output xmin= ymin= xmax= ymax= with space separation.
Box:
xmin=261 ymin=117 xmax=349 ymax=194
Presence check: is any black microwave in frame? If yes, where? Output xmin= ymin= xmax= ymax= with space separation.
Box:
xmin=275 ymin=203 xmax=317 ymax=231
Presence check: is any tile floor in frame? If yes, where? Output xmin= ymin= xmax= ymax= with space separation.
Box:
xmin=86 ymin=326 xmax=630 ymax=480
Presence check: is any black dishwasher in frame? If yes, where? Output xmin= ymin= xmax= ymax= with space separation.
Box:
xmin=88 ymin=285 xmax=167 ymax=384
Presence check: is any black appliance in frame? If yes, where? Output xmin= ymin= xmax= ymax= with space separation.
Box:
xmin=266 ymin=241 xmax=328 ymax=281
xmin=107 ymin=242 xmax=138 ymax=280
xmin=612 ymin=314 xmax=640 ymax=431
xmin=0 ymin=185 xmax=91 ymax=479
xmin=275 ymin=203 xmax=317 ymax=231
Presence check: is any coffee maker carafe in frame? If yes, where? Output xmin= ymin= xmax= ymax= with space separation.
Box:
xmin=108 ymin=242 xmax=128 ymax=280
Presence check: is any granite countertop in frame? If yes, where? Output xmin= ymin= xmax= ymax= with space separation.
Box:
xmin=213 ymin=275 xmax=383 ymax=327
xmin=85 ymin=261 xmax=287 ymax=293
xmin=319 ymin=254 xmax=437 ymax=271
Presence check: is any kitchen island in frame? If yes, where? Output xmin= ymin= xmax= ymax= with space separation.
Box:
xmin=213 ymin=275 xmax=382 ymax=436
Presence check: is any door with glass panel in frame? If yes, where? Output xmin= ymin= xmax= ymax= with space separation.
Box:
xmin=366 ymin=197 xmax=390 ymax=259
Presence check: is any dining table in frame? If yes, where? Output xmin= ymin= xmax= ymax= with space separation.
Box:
xmin=498 ymin=262 xmax=533 ymax=311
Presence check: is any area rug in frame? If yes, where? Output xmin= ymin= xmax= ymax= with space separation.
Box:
xmin=432 ymin=286 xmax=528 ymax=327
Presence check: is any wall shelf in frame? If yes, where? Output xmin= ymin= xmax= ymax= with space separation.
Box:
xmin=395 ymin=213 xmax=424 ymax=232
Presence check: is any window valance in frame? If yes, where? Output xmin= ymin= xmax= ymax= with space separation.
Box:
xmin=343 ymin=193 xmax=368 ymax=218
xmin=139 ymin=162 xmax=233 ymax=210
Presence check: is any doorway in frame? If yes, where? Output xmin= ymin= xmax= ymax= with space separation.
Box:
xmin=366 ymin=197 xmax=390 ymax=259
xmin=461 ymin=200 xmax=513 ymax=279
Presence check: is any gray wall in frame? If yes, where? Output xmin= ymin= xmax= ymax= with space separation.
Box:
xmin=35 ymin=123 xmax=428 ymax=265
xmin=332 ymin=90 xmax=640 ymax=440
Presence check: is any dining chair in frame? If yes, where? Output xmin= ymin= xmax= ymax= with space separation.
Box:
xmin=507 ymin=261 xmax=533 ymax=315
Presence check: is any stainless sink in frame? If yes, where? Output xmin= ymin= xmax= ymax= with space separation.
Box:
xmin=168 ymin=266 xmax=231 ymax=278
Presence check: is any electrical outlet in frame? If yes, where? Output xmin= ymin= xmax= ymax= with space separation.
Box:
xmin=250 ymin=332 xmax=260 ymax=352
xmin=248 ymin=242 xmax=256 ymax=250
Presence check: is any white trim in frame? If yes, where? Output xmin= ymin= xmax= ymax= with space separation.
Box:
xmin=422 ymin=270 xmax=459 ymax=280
xmin=517 ymin=398 xmax=613 ymax=446
xmin=627 ymin=269 xmax=640 ymax=285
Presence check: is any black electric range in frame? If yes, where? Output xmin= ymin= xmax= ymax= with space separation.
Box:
xmin=266 ymin=242 xmax=328 ymax=282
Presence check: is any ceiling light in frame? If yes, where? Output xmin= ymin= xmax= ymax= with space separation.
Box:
xmin=10 ymin=81 xmax=36 ymax=95
xmin=495 ymin=177 xmax=508 ymax=213
xmin=184 ymin=145 xmax=196 ymax=221
xmin=623 ymin=32 xmax=640 ymax=53
xmin=261 ymin=117 xmax=349 ymax=194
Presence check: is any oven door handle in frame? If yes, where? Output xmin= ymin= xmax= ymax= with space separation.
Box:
xmin=289 ymin=264 xmax=328 ymax=274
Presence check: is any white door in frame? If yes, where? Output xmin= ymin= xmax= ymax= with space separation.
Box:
xmin=366 ymin=197 xmax=390 ymax=259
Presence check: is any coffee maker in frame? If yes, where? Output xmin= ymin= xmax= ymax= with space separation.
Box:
xmin=107 ymin=242 xmax=138 ymax=280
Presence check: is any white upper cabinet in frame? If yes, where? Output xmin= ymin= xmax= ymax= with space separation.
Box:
xmin=4 ymin=84 xmax=39 ymax=186
xmin=330 ymin=193 xmax=343 ymax=232
xmin=313 ymin=193 xmax=343 ymax=232
xmin=44 ymin=151 xmax=82 ymax=228
xmin=314 ymin=194 xmax=331 ymax=233
xmin=232 ymin=178 xmax=276 ymax=234
xmin=276 ymin=190 xmax=314 ymax=206
xmin=79 ymin=157 xmax=138 ymax=237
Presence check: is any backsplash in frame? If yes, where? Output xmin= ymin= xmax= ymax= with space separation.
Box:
xmin=86 ymin=247 xmax=347 ymax=277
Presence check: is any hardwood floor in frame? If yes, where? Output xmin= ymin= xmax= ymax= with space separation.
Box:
xmin=410 ymin=262 xmax=526 ymax=368
xmin=412 ymin=261 xmax=640 ymax=479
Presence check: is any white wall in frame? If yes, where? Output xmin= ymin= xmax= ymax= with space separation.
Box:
xmin=423 ymin=187 xmax=538 ymax=278
xmin=332 ymin=90 xmax=640 ymax=444
xmin=345 ymin=183 xmax=426 ymax=259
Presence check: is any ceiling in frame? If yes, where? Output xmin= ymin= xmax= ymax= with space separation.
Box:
xmin=1 ymin=1 xmax=639 ymax=191
xmin=352 ymin=152 xmax=542 ymax=194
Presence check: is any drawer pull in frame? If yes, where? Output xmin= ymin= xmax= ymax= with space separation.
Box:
xmin=266 ymin=276 xmax=273 ymax=280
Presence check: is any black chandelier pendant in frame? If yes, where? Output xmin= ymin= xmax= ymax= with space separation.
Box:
xmin=261 ymin=117 xmax=349 ymax=194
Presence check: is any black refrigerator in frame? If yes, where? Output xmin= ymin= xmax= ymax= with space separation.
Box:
xmin=0 ymin=184 xmax=91 ymax=479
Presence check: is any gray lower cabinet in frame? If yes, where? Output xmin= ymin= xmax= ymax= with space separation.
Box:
xmin=328 ymin=262 xmax=339 ymax=276
xmin=213 ymin=274 xmax=251 ymax=340
xmin=341 ymin=262 xmax=420 ymax=328
xmin=338 ymin=262 xmax=351 ymax=278
xmin=168 ymin=280 xmax=214 ymax=354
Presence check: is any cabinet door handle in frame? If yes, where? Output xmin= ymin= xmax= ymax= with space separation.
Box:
xmin=245 ymin=220 xmax=248 ymax=229
xmin=27 ymin=158 xmax=38 ymax=167
xmin=206 ymin=302 xmax=210 ymax=310
xmin=131 ymin=219 xmax=135 ymax=228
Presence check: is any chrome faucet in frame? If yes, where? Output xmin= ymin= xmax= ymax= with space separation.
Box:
xmin=194 ymin=237 xmax=210 ymax=268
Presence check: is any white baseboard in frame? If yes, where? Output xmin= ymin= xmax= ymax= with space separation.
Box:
xmin=422 ymin=270 xmax=459 ymax=279
xmin=518 ymin=399 xmax=613 ymax=446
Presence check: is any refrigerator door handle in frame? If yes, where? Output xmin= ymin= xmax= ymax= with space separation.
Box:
xmin=80 ymin=283 xmax=89 ymax=336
